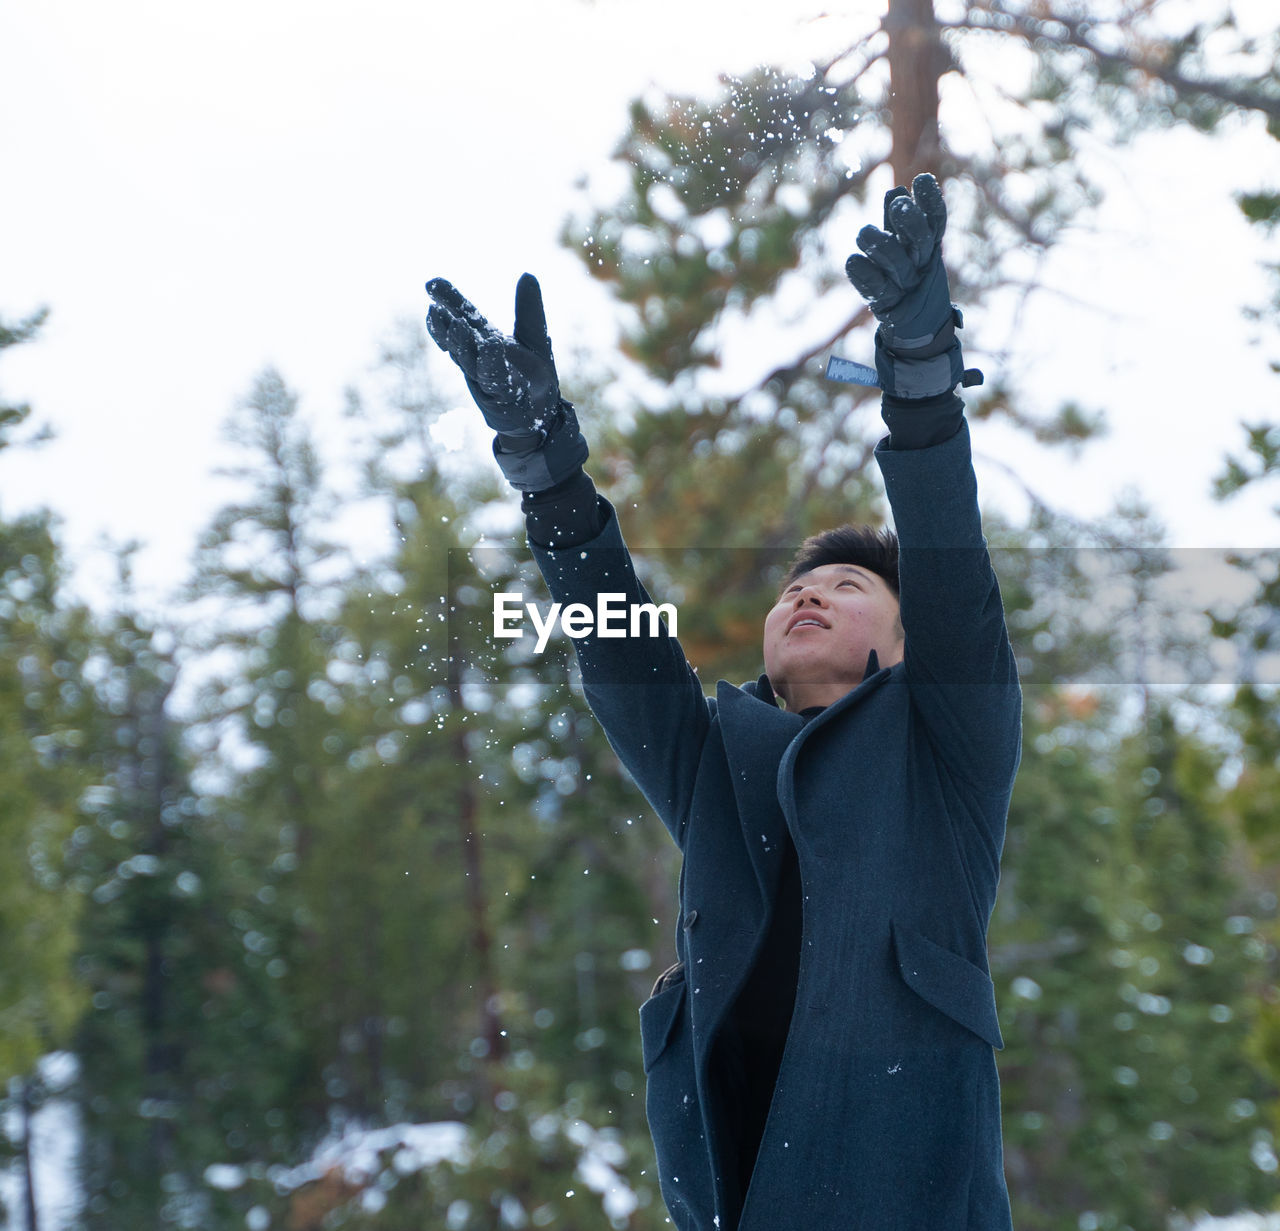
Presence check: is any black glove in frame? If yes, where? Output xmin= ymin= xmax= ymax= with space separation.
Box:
xmin=425 ymin=274 xmax=588 ymax=491
xmin=844 ymin=173 xmax=982 ymax=400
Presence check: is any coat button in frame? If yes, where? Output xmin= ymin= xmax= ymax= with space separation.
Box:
xmin=682 ymin=909 xmax=699 ymax=931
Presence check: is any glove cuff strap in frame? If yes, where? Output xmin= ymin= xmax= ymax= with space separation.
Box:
xmin=876 ymin=308 xmax=959 ymax=359
xmin=493 ymin=399 xmax=589 ymax=493
xmin=874 ymin=310 xmax=983 ymax=399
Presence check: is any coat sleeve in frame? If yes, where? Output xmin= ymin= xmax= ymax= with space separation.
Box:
xmin=874 ymin=421 xmax=1022 ymax=797
xmin=529 ymin=496 xmax=710 ymax=848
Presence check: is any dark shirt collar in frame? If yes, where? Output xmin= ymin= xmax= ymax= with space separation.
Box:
xmin=758 ymin=648 xmax=882 ymax=718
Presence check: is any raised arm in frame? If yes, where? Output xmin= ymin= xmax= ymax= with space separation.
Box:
xmin=879 ymin=425 xmax=1021 ymax=795
xmin=845 ymin=175 xmax=1021 ymax=794
xmin=425 ymin=275 xmax=710 ymax=845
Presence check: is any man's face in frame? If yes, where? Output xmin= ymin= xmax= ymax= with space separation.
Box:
xmin=762 ymin=563 xmax=904 ymax=711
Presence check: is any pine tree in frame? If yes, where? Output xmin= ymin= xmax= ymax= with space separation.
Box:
xmin=71 ymin=572 xmax=297 ymax=1229
xmin=1209 ymin=74 xmax=1280 ymax=1195
xmin=182 ymin=366 xmax=359 ymax=1148
xmin=983 ymin=509 xmax=1277 ymax=1227
xmin=0 ymin=308 xmax=96 ymax=1231
xmin=175 ymin=330 xmax=682 ymax=1228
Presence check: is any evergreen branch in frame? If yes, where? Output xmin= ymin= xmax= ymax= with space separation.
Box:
xmin=753 ymin=304 xmax=874 ymax=392
xmin=816 ymin=40 xmax=890 ymax=93
xmin=946 ymin=151 xmax=1054 ymax=249
xmin=940 ymin=5 xmax=1280 ymax=124
xmin=969 ymin=447 xmax=1067 ymax=523
xmin=0 ymin=308 xmax=49 ymax=352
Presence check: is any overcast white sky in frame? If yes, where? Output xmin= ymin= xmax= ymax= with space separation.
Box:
xmin=1 ymin=0 xmax=1277 ymax=615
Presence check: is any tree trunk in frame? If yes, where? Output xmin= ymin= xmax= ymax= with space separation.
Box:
xmin=139 ymin=684 xmax=177 ymax=1184
xmin=452 ymin=746 xmax=508 ymax=1065
xmin=19 ymin=1077 xmax=39 ymax=1231
xmin=445 ymin=627 xmax=508 ymax=1079
xmin=885 ymin=0 xmax=948 ymax=183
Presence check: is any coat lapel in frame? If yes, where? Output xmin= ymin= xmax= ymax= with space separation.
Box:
xmin=776 ymin=653 xmax=896 ymax=821
xmin=715 ymin=655 xmax=894 ymax=906
xmin=716 ymin=676 xmax=804 ymax=908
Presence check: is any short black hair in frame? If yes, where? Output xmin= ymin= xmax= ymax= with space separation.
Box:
xmin=781 ymin=525 xmax=900 ymax=597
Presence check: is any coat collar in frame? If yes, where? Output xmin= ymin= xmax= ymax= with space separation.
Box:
xmin=718 ymin=651 xmax=887 ymax=724
xmin=790 ymin=649 xmax=891 ymax=733
xmin=715 ymin=674 xmax=806 ymax=788
xmin=715 ymin=651 xmax=892 ymax=731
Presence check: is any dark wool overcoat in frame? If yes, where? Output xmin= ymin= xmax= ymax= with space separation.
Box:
xmin=530 ymin=423 xmax=1022 ymax=1231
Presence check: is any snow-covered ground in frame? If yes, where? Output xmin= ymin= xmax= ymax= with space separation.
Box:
xmin=3 ymin=1074 xmax=1275 ymax=1231
xmin=1 ymin=1095 xmax=643 ymax=1230
xmin=1186 ymin=1219 xmax=1280 ymax=1231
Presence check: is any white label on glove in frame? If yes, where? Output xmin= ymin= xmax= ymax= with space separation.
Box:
xmin=825 ymin=355 xmax=881 ymax=387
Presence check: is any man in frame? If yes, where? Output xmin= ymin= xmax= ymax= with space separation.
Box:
xmin=426 ymin=173 xmax=1021 ymax=1231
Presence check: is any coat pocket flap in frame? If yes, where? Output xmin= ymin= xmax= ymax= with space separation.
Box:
xmin=639 ymin=976 xmax=687 ymax=1074
xmin=891 ymin=920 xmax=1004 ymax=1050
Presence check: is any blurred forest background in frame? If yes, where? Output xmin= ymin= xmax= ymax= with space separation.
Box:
xmin=2 ymin=2 xmax=1280 ymax=1229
